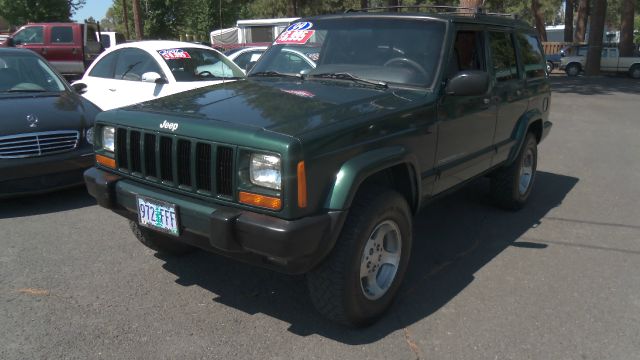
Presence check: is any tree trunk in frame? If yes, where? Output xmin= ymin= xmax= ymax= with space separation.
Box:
xmin=459 ymin=0 xmax=482 ymax=12
xmin=619 ymin=0 xmax=636 ymax=57
xmin=532 ymin=0 xmax=547 ymax=42
xmin=585 ymin=0 xmax=607 ymax=76
xmin=388 ymin=0 xmax=400 ymax=12
xmin=564 ymin=0 xmax=574 ymax=42
xmin=131 ymin=0 xmax=143 ymax=40
xmin=122 ymin=0 xmax=130 ymax=40
xmin=575 ymin=0 xmax=589 ymax=42
xmin=287 ymin=0 xmax=297 ymax=17
xmin=360 ymin=0 xmax=368 ymax=9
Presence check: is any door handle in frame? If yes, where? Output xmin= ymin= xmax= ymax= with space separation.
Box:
xmin=41 ymin=48 xmax=47 ymax=55
xmin=483 ymin=98 xmax=491 ymax=105
xmin=108 ymin=88 xmax=116 ymax=92
xmin=516 ymin=90 xmax=522 ymax=96
xmin=72 ymin=48 xmax=77 ymax=55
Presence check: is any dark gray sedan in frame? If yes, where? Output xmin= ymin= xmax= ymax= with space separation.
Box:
xmin=0 ymin=48 xmax=99 ymax=198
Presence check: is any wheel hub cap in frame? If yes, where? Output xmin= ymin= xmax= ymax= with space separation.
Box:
xmin=359 ymin=220 xmax=401 ymax=300
xmin=519 ymin=148 xmax=534 ymax=195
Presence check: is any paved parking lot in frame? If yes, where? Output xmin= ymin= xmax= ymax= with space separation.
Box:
xmin=1 ymin=75 xmax=640 ymax=359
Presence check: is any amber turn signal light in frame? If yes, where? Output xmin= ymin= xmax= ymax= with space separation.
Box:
xmin=297 ymin=161 xmax=307 ymax=208
xmin=95 ymin=154 xmax=116 ymax=169
xmin=239 ymin=191 xmax=282 ymax=210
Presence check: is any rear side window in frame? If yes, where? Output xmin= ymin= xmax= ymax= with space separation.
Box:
xmin=516 ymin=33 xmax=545 ymax=79
xmin=89 ymin=51 xmax=118 ymax=78
xmin=100 ymin=34 xmax=111 ymax=48
xmin=51 ymin=26 xmax=74 ymax=43
xmin=488 ymin=31 xmax=518 ymax=82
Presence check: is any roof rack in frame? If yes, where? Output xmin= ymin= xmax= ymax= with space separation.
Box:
xmin=344 ymin=5 xmax=518 ymax=19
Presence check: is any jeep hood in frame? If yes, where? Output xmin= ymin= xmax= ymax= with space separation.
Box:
xmin=123 ymin=78 xmax=431 ymax=138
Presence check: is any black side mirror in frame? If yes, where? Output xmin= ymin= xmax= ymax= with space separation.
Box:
xmin=445 ymin=70 xmax=490 ymax=97
xmin=5 ymin=37 xmax=15 ymax=47
xmin=71 ymin=82 xmax=87 ymax=94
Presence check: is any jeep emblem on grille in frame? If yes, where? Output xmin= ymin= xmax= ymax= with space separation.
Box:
xmin=26 ymin=114 xmax=38 ymax=128
xmin=160 ymin=120 xmax=178 ymax=131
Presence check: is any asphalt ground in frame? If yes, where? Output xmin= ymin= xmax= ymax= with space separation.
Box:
xmin=1 ymin=75 xmax=640 ymax=359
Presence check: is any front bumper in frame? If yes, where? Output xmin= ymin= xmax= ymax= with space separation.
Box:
xmin=84 ymin=167 xmax=346 ymax=274
xmin=0 ymin=146 xmax=93 ymax=198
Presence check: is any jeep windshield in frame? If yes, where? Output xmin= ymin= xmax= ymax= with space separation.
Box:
xmin=249 ymin=17 xmax=446 ymax=88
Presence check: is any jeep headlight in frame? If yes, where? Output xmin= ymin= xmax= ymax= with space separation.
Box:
xmin=102 ymin=126 xmax=115 ymax=152
xmin=250 ymin=153 xmax=281 ymax=190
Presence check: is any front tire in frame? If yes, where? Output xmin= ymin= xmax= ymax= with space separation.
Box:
xmin=490 ymin=133 xmax=538 ymax=210
xmin=546 ymin=61 xmax=554 ymax=74
xmin=307 ymin=189 xmax=412 ymax=326
xmin=129 ymin=221 xmax=196 ymax=256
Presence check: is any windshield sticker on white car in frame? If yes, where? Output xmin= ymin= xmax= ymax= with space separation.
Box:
xmin=274 ymin=30 xmax=315 ymax=45
xmin=158 ymin=49 xmax=191 ymax=60
xmin=285 ymin=22 xmax=313 ymax=31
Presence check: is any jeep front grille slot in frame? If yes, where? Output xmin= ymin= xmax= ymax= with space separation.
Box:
xmin=196 ymin=143 xmax=212 ymax=192
xmin=216 ymin=146 xmax=233 ymax=196
xmin=116 ymin=128 xmax=128 ymax=169
xmin=160 ymin=136 xmax=173 ymax=182
xmin=177 ymin=139 xmax=191 ymax=187
xmin=112 ymin=126 xmax=235 ymax=199
xmin=129 ymin=130 xmax=142 ymax=173
xmin=143 ymin=133 xmax=157 ymax=177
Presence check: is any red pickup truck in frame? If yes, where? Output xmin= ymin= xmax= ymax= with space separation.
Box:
xmin=1 ymin=22 xmax=103 ymax=78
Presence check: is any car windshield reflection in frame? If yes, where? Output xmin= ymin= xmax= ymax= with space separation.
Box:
xmin=249 ymin=18 xmax=446 ymax=87
xmin=0 ymin=55 xmax=66 ymax=94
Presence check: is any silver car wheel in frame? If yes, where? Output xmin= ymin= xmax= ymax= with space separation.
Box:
xmin=518 ymin=148 xmax=535 ymax=195
xmin=359 ymin=220 xmax=402 ymax=301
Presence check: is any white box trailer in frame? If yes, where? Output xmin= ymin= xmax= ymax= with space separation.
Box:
xmin=210 ymin=17 xmax=298 ymax=49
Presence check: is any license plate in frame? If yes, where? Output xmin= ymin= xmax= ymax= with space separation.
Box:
xmin=136 ymin=196 xmax=179 ymax=236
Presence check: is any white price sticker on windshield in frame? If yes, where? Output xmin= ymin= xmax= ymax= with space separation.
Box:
xmin=274 ymin=30 xmax=315 ymax=45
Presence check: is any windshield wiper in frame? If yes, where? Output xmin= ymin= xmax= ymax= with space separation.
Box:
xmin=249 ymin=70 xmax=302 ymax=79
xmin=120 ymin=61 xmax=142 ymax=79
xmin=305 ymin=72 xmax=388 ymax=88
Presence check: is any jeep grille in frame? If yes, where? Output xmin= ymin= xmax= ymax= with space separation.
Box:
xmin=113 ymin=127 xmax=234 ymax=198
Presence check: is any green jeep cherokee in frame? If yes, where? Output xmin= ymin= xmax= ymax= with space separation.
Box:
xmin=85 ymin=9 xmax=552 ymax=326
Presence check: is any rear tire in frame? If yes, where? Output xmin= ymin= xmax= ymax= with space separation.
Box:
xmin=129 ymin=221 xmax=196 ymax=256
xmin=546 ymin=61 xmax=554 ymax=74
xmin=490 ymin=133 xmax=538 ymax=210
xmin=566 ymin=63 xmax=581 ymax=77
xmin=307 ymin=188 xmax=412 ymax=326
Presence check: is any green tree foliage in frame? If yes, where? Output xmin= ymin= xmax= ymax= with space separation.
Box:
xmin=98 ymin=0 xmax=638 ymax=45
xmin=0 ymin=0 xmax=86 ymax=25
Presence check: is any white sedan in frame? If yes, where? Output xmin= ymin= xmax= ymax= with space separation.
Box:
xmin=226 ymin=46 xmax=317 ymax=73
xmin=72 ymin=40 xmax=244 ymax=111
